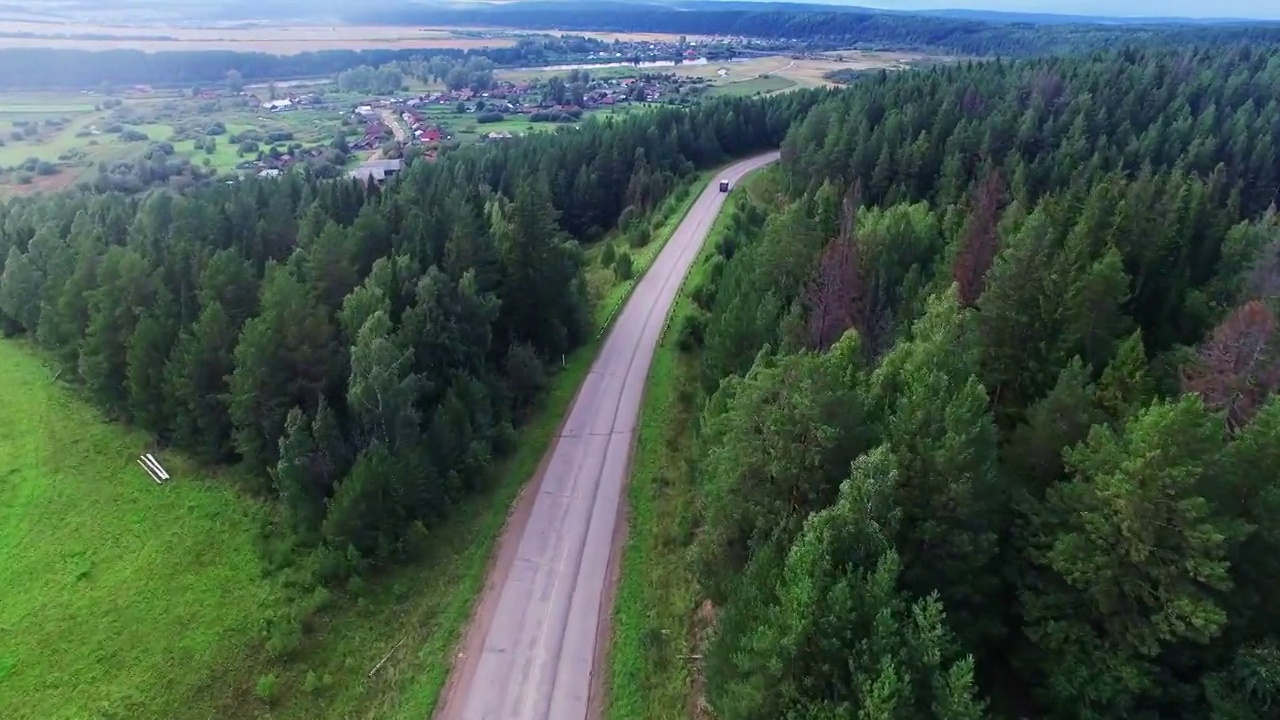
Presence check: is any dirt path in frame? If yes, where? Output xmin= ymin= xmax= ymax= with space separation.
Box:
xmin=380 ymin=109 xmax=408 ymax=142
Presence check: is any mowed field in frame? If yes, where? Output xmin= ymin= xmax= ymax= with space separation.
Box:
xmin=0 ymin=340 xmax=281 ymax=720
xmin=498 ymin=51 xmax=931 ymax=97
xmin=0 ymin=21 xmax=517 ymax=52
xmin=688 ymin=52 xmax=930 ymax=90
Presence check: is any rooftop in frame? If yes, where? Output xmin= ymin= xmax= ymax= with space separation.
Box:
xmin=347 ymin=157 xmax=405 ymax=184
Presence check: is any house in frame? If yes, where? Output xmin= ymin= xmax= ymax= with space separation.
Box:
xmin=258 ymin=168 xmax=282 ymax=179
xmin=348 ymin=158 xmax=404 ymax=184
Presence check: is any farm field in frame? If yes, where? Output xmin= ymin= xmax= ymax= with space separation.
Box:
xmin=497 ymin=51 xmax=934 ymax=97
xmin=0 ymin=87 xmax=356 ymax=195
xmin=0 ymin=339 xmax=281 ymax=720
xmin=0 ymin=81 xmax=653 ymax=195
xmin=0 ymin=91 xmax=148 ymax=193
xmin=0 ymin=20 xmax=517 ymax=52
xmin=683 ymin=53 xmax=929 ymax=90
xmin=706 ymin=74 xmax=797 ymax=97
xmin=412 ymin=102 xmax=649 ymax=144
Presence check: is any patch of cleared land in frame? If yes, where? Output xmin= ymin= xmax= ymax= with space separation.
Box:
xmin=563 ymin=30 xmax=693 ymax=43
xmin=0 ymin=81 xmax=653 ymax=195
xmin=0 ymin=21 xmax=516 ymax=52
xmin=0 ymin=333 xmax=557 ymax=720
xmin=0 ymin=339 xmax=281 ymax=720
xmin=498 ymin=51 xmax=935 ymax=97
xmin=0 ymin=91 xmax=150 ymax=194
xmin=432 ymin=103 xmax=651 ymax=145
xmin=420 ymin=25 xmax=695 ymax=44
xmin=688 ymin=52 xmax=930 ymax=90
xmin=0 ymin=87 xmax=362 ymax=194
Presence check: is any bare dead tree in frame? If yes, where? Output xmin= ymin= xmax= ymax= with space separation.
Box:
xmin=1030 ymin=69 xmax=1065 ymax=108
xmin=805 ymin=240 xmax=857 ymax=351
xmin=961 ymin=83 xmax=985 ymax=117
xmin=953 ymin=169 xmax=1006 ymax=309
xmin=805 ymin=191 xmax=860 ymax=351
xmin=1183 ymin=300 xmax=1280 ymax=432
xmin=803 ymin=182 xmax=897 ymax=358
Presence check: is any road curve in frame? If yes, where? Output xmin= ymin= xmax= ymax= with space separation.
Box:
xmin=434 ymin=152 xmax=779 ymax=720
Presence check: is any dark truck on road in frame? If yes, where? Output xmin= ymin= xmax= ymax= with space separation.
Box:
xmin=719 ymin=179 xmax=730 ymax=192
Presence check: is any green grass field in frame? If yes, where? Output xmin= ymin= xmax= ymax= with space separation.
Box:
xmin=706 ymin=75 xmax=797 ymax=97
xmin=414 ymin=103 xmax=646 ymax=144
xmin=0 ymin=339 xmax=282 ymax=720
xmin=0 ymin=309 xmax=612 ymax=720
xmin=606 ymin=181 xmax=754 ymax=720
xmin=0 ymin=90 xmax=351 ymax=191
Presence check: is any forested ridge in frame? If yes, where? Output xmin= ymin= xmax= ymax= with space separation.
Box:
xmin=675 ymin=43 xmax=1280 ymax=719
xmin=0 ymin=36 xmax=608 ymax=89
xmin=358 ymin=2 xmax=1280 ymax=58
xmin=0 ymin=91 xmax=819 ymax=646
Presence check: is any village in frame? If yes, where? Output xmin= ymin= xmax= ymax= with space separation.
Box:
xmin=211 ymin=69 xmax=715 ymax=182
xmin=335 ymin=70 xmax=716 ymax=182
xmin=122 ymin=53 xmax=739 ymax=184
xmin=342 ymin=70 xmax=712 ymax=148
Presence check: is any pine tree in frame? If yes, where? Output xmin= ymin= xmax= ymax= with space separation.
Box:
xmin=275 ymin=407 xmax=323 ymax=535
xmin=1095 ymin=330 xmax=1155 ymax=425
xmin=695 ymin=332 xmax=872 ymax=603
xmin=0 ymin=247 xmax=42 ymax=331
xmin=125 ymin=289 xmax=178 ymax=431
xmin=166 ymin=301 xmax=237 ymax=461
xmin=952 ymin=169 xmax=1005 ymax=308
xmin=1022 ymin=395 xmax=1236 ymax=718
xmin=1005 ymin=357 xmax=1104 ymax=498
xmin=707 ymin=447 xmax=991 ymax=720
xmin=869 ymin=288 xmax=1004 ymax=647
xmin=228 ymin=264 xmax=339 ymax=471
xmin=78 ymin=247 xmax=155 ymax=414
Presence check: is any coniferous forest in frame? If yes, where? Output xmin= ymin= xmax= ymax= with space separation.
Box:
xmin=679 ymin=43 xmax=1280 ymax=719
xmin=0 ymin=92 xmax=816 ymax=591
xmin=358 ymin=1 xmax=1280 ymax=58
xmin=6 ymin=17 xmax=1280 ymax=718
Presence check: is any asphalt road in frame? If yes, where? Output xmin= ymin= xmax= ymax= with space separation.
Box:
xmin=436 ymin=151 xmax=779 ymax=720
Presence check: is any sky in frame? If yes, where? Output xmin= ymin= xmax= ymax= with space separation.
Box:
xmin=819 ymin=0 xmax=1280 ymax=20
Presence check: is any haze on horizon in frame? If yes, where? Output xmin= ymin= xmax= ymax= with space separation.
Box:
xmin=777 ymin=0 xmax=1280 ymax=20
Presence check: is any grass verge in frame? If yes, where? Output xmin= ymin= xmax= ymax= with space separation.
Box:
xmin=588 ymin=170 xmax=714 ymax=332
xmin=606 ymin=188 xmax=744 ymax=720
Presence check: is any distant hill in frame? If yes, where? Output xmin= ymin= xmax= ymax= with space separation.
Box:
xmin=13 ymin=0 xmax=1271 ymax=27
xmin=912 ymin=8 xmax=1256 ymax=25
xmin=409 ymin=0 xmax=1275 ymax=26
